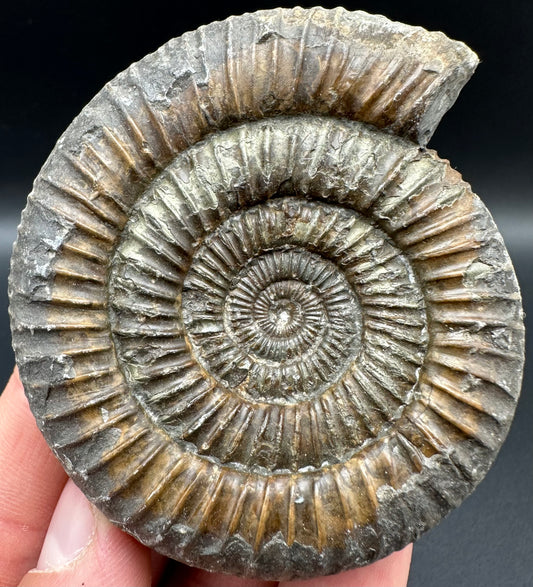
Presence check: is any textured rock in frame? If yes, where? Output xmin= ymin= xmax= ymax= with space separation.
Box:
xmin=8 ymin=7 xmax=524 ymax=580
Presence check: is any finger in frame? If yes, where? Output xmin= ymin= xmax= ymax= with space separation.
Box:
xmin=178 ymin=564 xmax=278 ymax=587
xmin=278 ymin=544 xmax=413 ymax=587
xmin=0 ymin=368 xmax=68 ymax=586
xmin=18 ymin=479 xmax=152 ymax=587
xmin=151 ymin=551 xmax=168 ymax=587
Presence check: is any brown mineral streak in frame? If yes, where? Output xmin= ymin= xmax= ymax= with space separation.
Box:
xmin=9 ymin=6 xmax=524 ymax=582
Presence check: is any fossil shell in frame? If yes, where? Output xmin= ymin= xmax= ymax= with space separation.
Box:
xmin=8 ymin=7 xmax=525 ymax=581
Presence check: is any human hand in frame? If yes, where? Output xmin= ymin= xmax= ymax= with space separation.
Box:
xmin=0 ymin=368 xmax=412 ymax=586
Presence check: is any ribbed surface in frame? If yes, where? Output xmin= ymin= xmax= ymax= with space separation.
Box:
xmin=8 ymin=7 xmax=522 ymax=581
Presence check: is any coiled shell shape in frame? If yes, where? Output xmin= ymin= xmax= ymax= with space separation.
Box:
xmin=9 ymin=7 xmax=525 ymax=580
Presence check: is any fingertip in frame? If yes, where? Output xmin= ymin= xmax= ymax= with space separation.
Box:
xmin=278 ymin=544 xmax=413 ymax=587
xmin=150 ymin=551 xmax=168 ymax=587
xmin=36 ymin=480 xmax=95 ymax=571
xmin=18 ymin=480 xmax=152 ymax=587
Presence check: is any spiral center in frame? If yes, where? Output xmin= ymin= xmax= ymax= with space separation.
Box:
xmin=181 ymin=206 xmax=364 ymax=404
xmin=224 ymin=276 xmax=328 ymax=365
xmin=264 ymin=297 xmax=301 ymax=336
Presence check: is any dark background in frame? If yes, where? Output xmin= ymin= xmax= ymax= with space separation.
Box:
xmin=1 ymin=1 xmax=531 ymax=585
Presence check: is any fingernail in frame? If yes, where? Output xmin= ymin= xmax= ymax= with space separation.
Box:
xmin=37 ymin=479 xmax=95 ymax=570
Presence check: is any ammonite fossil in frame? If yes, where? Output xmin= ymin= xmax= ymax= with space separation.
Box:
xmin=8 ymin=7 xmax=525 ymax=580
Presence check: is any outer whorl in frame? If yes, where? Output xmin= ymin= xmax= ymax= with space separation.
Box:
xmin=8 ymin=7 xmax=525 ymax=580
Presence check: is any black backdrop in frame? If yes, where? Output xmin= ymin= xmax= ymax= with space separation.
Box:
xmin=1 ymin=1 xmax=531 ymax=585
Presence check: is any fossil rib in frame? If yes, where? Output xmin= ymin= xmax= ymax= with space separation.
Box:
xmin=8 ymin=7 xmax=524 ymax=580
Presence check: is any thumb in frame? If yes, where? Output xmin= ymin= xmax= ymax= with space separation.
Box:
xmin=18 ymin=479 xmax=152 ymax=587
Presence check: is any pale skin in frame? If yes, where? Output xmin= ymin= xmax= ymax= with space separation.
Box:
xmin=0 ymin=368 xmax=412 ymax=587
